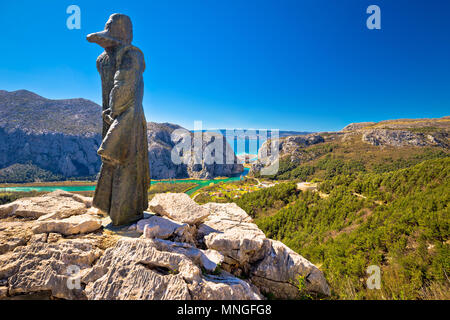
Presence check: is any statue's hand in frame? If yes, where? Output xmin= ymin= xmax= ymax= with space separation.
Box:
xmin=102 ymin=109 xmax=114 ymax=125
xmin=98 ymin=147 xmax=121 ymax=167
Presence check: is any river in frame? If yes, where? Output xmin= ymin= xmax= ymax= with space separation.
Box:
xmin=0 ymin=168 xmax=250 ymax=196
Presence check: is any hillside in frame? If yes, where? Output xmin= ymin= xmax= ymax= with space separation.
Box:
xmin=191 ymin=116 xmax=450 ymax=299
xmin=0 ymin=90 xmax=103 ymax=181
xmin=148 ymin=122 xmax=243 ymax=179
xmin=0 ymin=90 xmax=242 ymax=182
xmin=233 ymin=158 xmax=450 ymax=299
xmin=251 ymin=116 xmax=449 ymax=180
xmin=0 ymin=90 xmax=101 ymax=136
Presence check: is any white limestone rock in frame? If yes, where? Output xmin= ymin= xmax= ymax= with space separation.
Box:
xmin=0 ymin=190 xmax=91 ymax=219
xmin=0 ymin=239 xmax=102 ymax=300
xmin=250 ymin=240 xmax=330 ymax=298
xmin=32 ymin=214 xmax=102 ymax=236
xmin=148 ymin=193 xmax=210 ymax=225
xmin=198 ymin=203 xmax=271 ymax=272
xmin=83 ymin=238 xmax=261 ymax=300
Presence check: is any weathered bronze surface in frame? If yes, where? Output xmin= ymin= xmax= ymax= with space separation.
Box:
xmin=87 ymin=14 xmax=150 ymax=226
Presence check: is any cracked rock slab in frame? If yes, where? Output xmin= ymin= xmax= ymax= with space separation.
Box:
xmin=0 ymin=286 xmax=7 ymax=299
xmin=83 ymin=238 xmax=201 ymax=300
xmin=250 ymin=240 xmax=330 ymax=298
xmin=0 ymin=190 xmax=91 ymax=219
xmin=0 ymin=221 xmax=34 ymax=254
xmin=137 ymin=215 xmax=195 ymax=243
xmin=147 ymin=238 xmax=224 ymax=273
xmin=0 ymin=239 xmax=102 ymax=300
xmin=202 ymin=202 xmax=253 ymax=224
xmin=198 ymin=203 xmax=271 ymax=271
xmin=192 ymin=272 xmax=262 ymax=300
xmin=148 ymin=193 xmax=210 ymax=225
xmin=32 ymin=214 xmax=102 ymax=236
xmin=83 ymin=238 xmax=262 ymax=300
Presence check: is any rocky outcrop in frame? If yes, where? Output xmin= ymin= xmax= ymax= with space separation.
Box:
xmin=0 ymin=239 xmax=102 ymax=300
xmin=250 ymin=240 xmax=330 ymax=298
xmin=32 ymin=214 xmax=102 ymax=236
xmin=0 ymin=190 xmax=92 ymax=219
xmin=148 ymin=193 xmax=210 ymax=225
xmin=341 ymin=122 xmax=376 ymax=132
xmin=199 ymin=203 xmax=271 ymax=275
xmin=279 ymin=135 xmax=325 ymax=154
xmin=83 ymin=238 xmax=260 ymax=300
xmin=0 ymin=191 xmax=329 ymax=300
xmin=251 ymin=134 xmax=325 ymax=176
xmin=361 ymin=129 xmax=448 ymax=147
xmin=340 ymin=117 xmax=450 ymax=148
xmin=197 ymin=202 xmax=330 ymax=297
xmin=143 ymin=238 xmax=224 ymax=273
xmin=148 ymin=123 xmax=244 ymax=179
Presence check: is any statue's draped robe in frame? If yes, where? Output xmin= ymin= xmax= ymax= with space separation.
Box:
xmin=93 ymin=45 xmax=150 ymax=225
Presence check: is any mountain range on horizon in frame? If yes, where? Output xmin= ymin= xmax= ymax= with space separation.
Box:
xmin=0 ymin=89 xmax=243 ymax=182
xmin=0 ymin=89 xmax=448 ymax=183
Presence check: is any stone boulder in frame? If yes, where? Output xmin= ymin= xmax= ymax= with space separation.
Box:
xmin=0 ymin=190 xmax=91 ymax=219
xmin=32 ymin=214 xmax=102 ymax=236
xmin=250 ymin=240 xmax=330 ymax=298
xmin=137 ymin=214 xmax=195 ymax=244
xmin=198 ymin=203 xmax=271 ymax=274
xmin=147 ymin=238 xmax=224 ymax=273
xmin=148 ymin=193 xmax=210 ymax=225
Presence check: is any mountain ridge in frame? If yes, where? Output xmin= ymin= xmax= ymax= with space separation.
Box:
xmin=0 ymin=90 xmax=242 ymax=182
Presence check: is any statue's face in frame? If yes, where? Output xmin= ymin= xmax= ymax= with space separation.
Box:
xmin=86 ymin=32 xmax=121 ymax=49
xmin=87 ymin=14 xmax=132 ymax=49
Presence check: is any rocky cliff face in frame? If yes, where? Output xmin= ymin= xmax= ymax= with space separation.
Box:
xmin=250 ymin=116 xmax=450 ymax=177
xmin=251 ymin=134 xmax=325 ymax=176
xmin=148 ymin=123 xmax=243 ymax=179
xmin=0 ymin=191 xmax=330 ymax=300
xmin=0 ymin=90 xmax=102 ymax=181
xmin=341 ymin=117 xmax=449 ymax=148
xmin=0 ymin=90 xmax=242 ymax=182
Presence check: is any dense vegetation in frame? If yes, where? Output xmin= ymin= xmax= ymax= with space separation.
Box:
xmin=261 ymin=138 xmax=448 ymax=182
xmin=0 ymin=163 xmax=65 ymax=183
xmin=0 ymin=162 xmax=99 ymax=184
xmin=234 ymin=182 xmax=298 ymax=218
xmin=236 ymin=157 xmax=450 ymax=299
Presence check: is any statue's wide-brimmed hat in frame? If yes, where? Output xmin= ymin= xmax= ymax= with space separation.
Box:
xmin=87 ymin=13 xmax=133 ymax=48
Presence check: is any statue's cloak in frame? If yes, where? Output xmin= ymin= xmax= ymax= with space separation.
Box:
xmin=93 ymin=45 xmax=150 ymax=225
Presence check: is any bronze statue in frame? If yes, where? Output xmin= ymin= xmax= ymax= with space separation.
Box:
xmin=87 ymin=13 xmax=150 ymax=226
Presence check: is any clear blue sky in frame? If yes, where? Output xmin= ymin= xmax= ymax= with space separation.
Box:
xmin=0 ymin=0 xmax=449 ymax=131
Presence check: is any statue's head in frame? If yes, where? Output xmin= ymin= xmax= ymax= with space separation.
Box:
xmin=87 ymin=13 xmax=133 ymax=48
